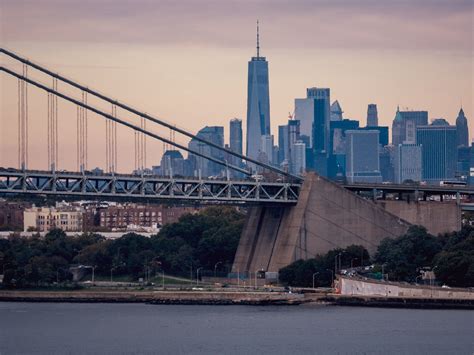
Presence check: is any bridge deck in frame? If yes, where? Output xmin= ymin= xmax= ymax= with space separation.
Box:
xmin=0 ymin=169 xmax=300 ymax=205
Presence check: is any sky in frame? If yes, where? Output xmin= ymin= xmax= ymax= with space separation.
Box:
xmin=1 ymin=0 xmax=473 ymax=172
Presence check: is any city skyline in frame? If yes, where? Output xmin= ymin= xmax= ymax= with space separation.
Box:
xmin=1 ymin=0 xmax=472 ymax=172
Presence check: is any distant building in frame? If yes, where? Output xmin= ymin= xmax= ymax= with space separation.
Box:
xmin=0 ymin=202 xmax=28 ymax=231
xmin=457 ymin=146 xmax=471 ymax=181
xmin=294 ymin=87 xmax=330 ymax=156
xmin=278 ymin=125 xmax=289 ymax=164
xmin=380 ymin=146 xmax=394 ymax=183
xmin=188 ymin=126 xmax=224 ymax=177
xmin=392 ymin=109 xmax=428 ymax=146
xmin=470 ymin=143 xmax=474 ymax=185
xmin=393 ymin=144 xmax=423 ymax=184
xmin=229 ymin=118 xmax=243 ymax=166
xmin=456 ymin=108 xmax=469 ymax=147
xmin=330 ymin=100 xmax=343 ymax=121
xmin=359 ymin=126 xmax=389 ymax=147
xmin=160 ymin=150 xmax=185 ymax=177
xmin=290 ymin=141 xmax=306 ymax=175
xmin=345 ymin=130 xmax=382 ymax=183
xmin=366 ymin=104 xmax=378 ymax=127
xmin=327 ymin=119 xmax=359 ymax=178
xmin=246 ymin=23 xmax=270 ymax=168
xmin=99 ymin=204 xmax=199 ymax=230
xmin=260 ymin=134 xmax=274 ymax=164
xmin=24 ymin=206 xmax=84 ymax=232
xmin=416 ymin=123 xmax=457 ymax=183
xmin=287 ymin=120 xmax=301 ymax=165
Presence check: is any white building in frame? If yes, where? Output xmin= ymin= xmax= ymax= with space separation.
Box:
xmin=290 ymin=141 xmax=306 ymax=176
xmin=24 ymin=206 xmax=84 ymax=232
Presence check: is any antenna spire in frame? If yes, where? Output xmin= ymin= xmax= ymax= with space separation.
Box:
xmin=256 ymin=20 xmax=260 ymax=58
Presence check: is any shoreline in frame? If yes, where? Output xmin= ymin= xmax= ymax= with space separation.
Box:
xmin=1 ymin=290 xmax=473 ymax=309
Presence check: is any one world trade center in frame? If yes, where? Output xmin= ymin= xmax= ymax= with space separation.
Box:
xmin=246 ymin=21 xmax=271 ymax=168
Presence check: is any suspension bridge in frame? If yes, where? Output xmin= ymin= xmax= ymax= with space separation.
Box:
xmin=0 ymin=48 xmax=302 ymax=205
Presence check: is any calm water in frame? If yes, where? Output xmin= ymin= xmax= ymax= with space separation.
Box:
xmin=0 ymin=302 xmax=472 ymax=354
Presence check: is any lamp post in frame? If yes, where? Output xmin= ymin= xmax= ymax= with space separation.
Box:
xmin=162 ymin=270 xmax=165 ymax=289
xmin=214 ymin=261 xmax=222 ymax=278
xmin=312 ymin=272 xmax=319 ymax=289
xmin=110 ymin=267 xmax=116 ymax=282
xmin=382 ymin=263 xmax=387 ymax=281
xmin=196 ymin=267 xmax=203 ymax=285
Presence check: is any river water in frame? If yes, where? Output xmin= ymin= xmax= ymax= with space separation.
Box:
xmin=0 ymin=302 xmax=472 ymax=354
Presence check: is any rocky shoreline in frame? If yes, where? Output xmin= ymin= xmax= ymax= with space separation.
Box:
xmin=0 ymin=290 xmax=473 ymax=309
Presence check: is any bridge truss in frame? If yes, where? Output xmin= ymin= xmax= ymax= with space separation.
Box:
xmin=0 ymin=169 xmax=300 ymax=205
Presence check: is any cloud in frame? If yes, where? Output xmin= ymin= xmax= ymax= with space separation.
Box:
xmin=1 ymin=0 xmax=472 ymax=53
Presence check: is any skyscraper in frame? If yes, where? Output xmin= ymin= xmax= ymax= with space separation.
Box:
xmin=188 ymin=126 xmax=224 ymax=177
xmin=392 ymin=109 xmax=428 ymax=146
xmin=290 ymin=141 xmax=306 ymax=176
xmin=278 ymin=124 xmax=289 ymax=165
xmin=416 ymin=122 xmax=457 ymax=183
xmin=345 ymin=130 xmax=382 ymax=183
xmin=456 ymin=108 xmax=469 ymax=147
xmin=367 ymin=104 xmax=378 ymax=127
xmin=246 ymin=22 xmax=270 ymax=166
xmin=393 ymin=144 xmax=422 ymax=184
xmin=229 ymin=118 xmax=242 ymax=166
xmin=294 ymin=87 xmax=330 ymax=152
xmin=260 ymin=134 xmax=274 ymax=164
xmin=330 ymin=100 xmax=343 ymax=121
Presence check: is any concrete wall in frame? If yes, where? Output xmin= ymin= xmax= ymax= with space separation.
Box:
xmin=232 ymin=173 xmax=463 ymax=273
xmin=338 ymin=277 xmax=474 ymax=300
xmin=379 ymin=200 xmax=461 ymax=236
xmin=233 ymin=173 xmax=412 ymax=273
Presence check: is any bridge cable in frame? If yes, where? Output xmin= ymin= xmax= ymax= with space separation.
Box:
xmin=1 ymin=67 xmax=252 ymax=177
xmin=1 ymin=67 xmax=256 ymax=176
xmin=0 ymin=48 xmax=302 ymax=182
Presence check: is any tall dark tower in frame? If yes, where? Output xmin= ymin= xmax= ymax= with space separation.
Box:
xmin=367 ymin=104 xmax=378 ymax=127
xmin=456 ymin=108 xmax=469 ymax=147
xmin=246 ymin=21 xmax=270 ymax=166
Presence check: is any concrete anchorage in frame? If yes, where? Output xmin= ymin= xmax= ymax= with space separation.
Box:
xmin=232 ymin=172 xmax=461 ymax=273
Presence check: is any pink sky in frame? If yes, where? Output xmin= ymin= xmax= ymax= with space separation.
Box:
xmin=1 ymin=0 xmax=472 ymax=172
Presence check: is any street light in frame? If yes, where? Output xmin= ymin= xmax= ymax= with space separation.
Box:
xmin=92 ymin=265 xmax=96 ymax=284
xmin=312 ymin=272 xmax=320 ymax=289
xmin=335 ymin=252 xmax=345 ymax=274
xmin=110 ymin=266 xmax=116 ymax=282
xmin=381 ymin=263 xmax=387 ymax=281
xmin=196 ymin=267 xmax=203 ymax=285
xmin=214 ymin=261 xmax=222 ymax=278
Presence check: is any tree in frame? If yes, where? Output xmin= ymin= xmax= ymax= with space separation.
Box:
xmin=375 ymin=226 xmax=442 ymax=282
xmin=434 ymin=232 xmax=474 ymax=287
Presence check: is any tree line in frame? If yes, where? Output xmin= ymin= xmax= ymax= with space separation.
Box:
xmin=279 ymin=225 xmax=474 ymax=288
xmin=0 ymin=206 xmax=245 ymax=287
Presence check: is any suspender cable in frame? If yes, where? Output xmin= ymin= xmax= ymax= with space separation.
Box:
xmin=1 ymin=66 xmax=251 ymax=177
xmin=0 ymin=48 xmax=302 ymax=182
